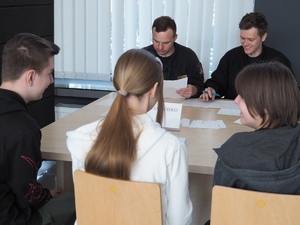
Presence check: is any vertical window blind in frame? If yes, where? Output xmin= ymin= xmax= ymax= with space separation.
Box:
xmin=54 ymin=0 xmax=254 ymax=82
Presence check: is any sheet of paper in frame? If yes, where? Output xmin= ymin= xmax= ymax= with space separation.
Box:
xmin=182 ymin=99 xmax=210 ymax=107
xmin=163 ymin=77 xmax=187 ymax=99
xmin=183 ymin=99 xmax=239 ymax=109
xmin=180 ymin=118 xmax=227 ymax=129
xmin=212 ymin=100 xmax=239 ymax=110
xmin=234 ymin=119 xmax=242 ymax=124
xmin=217 ymin=120 xmax=227 ymax=128
xmin=189 ymin=120 xmax=203 ymax=128
xmin=180 ymin=118 xmax=190 ymax=127
xmin=217 ymin=108 xmax=240 ymax=116
xmin=147 ymin=102 xmax=182 ymax=129
xmin=182 ymin=99 xmax=241 ymax=117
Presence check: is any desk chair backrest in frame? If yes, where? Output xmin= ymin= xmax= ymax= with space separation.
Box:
xmin=74 ymin=170 xmax=163 ymax=225
xmin=210 ymin=185 xmax=300 ymax=225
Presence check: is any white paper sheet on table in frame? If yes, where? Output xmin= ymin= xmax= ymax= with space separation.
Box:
xmin=234 ymin=119 xmax=242 ymax=124
xmin=183 ymin=99 xmax=237 ymax=109
xmin=181 ymin=118 xmax=227 ymax=129
xmin=163 ymin=78 xmax=187 ymax=99
xmin=182 ymin=99 xmax=240 ymax=116
xmin=217 ymin=108 xmax=241 ymax=116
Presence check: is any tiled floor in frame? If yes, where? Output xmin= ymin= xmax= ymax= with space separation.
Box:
xmin=38 ymin=161 xmax=213 ymax=225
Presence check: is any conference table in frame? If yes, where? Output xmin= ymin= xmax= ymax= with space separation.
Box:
xmin=41 ymin=92 xmax=253 ymax=191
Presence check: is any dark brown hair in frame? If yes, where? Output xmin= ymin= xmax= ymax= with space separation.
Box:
xmin=152 ymin=16 xmax=177 ymax=37
xmin=85 ymin=49 xmax=164 ymax=180
xmin=239 ymin=12 xmax=268 ymax=37
xmin=1 ymin=33 xmax=60 ymax=82
xmin=235 ymin=62 xmax=300 ymax=129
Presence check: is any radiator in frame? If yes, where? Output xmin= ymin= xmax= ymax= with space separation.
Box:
xmin=54 ymin=104 xmax=83 ymax=120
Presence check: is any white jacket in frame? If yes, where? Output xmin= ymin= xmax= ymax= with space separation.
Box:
xmin=66 ymin=113 xmax=193 ymax=225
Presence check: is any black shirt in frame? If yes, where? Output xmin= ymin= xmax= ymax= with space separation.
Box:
xmin=144 ymin=42 xmax=205 ymax=98
xmin=205 ymin=44 xmax=294 ymax=99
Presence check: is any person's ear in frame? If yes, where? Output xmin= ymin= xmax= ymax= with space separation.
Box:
xmin=261 ymin=33 xmax=267 ymax=42
xmin=25 ymin=70 xmax=36 ymax=86
xmin=149 ymin=82 xmax=159 ymax=98
xmin=174 ymin=34 xmax=178 ymax=41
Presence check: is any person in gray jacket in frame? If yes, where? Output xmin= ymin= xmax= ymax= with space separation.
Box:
xmin=212 ymin=61 xmax=300 ymax=193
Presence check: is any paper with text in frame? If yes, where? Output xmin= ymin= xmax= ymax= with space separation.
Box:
xmin=148 ymin=102 xmax=183 ymax=129
xmin=163 ymin=77 xmax=187 ymax=99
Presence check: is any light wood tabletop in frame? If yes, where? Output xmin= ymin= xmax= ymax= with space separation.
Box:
xmin=41 ymin=92 xmax=253 ymax=190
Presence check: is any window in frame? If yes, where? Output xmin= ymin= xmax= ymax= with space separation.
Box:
xmin=54 ymin=0 xmax=254 ymax=87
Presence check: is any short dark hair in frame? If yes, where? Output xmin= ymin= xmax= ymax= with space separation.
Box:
xmin=239 ymin=12 xmax=268 ymax=37
xmin=235 ymin=62 xmax=300 ymax=129
xmin=1 ymin=33 xmax=60 ymax=82
xmin=152 ymin=16 xmax=177 ymax=37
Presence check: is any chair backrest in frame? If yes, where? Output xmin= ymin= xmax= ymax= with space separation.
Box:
xmin=74 ymin=170 xmax=163 ymax=225
xmin=210 ymin=185 xmax=300 ymax=225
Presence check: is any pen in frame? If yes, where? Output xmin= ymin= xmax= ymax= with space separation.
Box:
xmin=202 ymin=91 xmax=220 ymax=96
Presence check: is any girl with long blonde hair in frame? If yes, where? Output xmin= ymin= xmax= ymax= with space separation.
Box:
xmin=67 ymin=49 xmax=193 ymax=225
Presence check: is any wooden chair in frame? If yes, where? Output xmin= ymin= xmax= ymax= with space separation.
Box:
xmin=210 ymin=185 xmax=300 ymax=225
xmin=74 ymin=170 xmax=163 ymax=225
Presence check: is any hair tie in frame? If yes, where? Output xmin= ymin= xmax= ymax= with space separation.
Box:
xmin=117 ymin=90 xmax=128 ymax=96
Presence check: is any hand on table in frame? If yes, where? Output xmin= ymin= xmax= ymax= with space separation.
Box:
xmin=199 ymin=87 xmax=217 ymax=101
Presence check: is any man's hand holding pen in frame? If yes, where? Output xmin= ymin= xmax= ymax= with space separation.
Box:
xmin=199 ymin=87 xmax=219 ymax=101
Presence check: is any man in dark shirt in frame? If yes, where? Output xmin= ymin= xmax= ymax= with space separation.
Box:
xmin=0 ymin=33 xmax=75 ymax=225
xmin=144 ymin=16 xmax=205 ymax=98
xmin=200 ymin=12 xmax=294 ymax=101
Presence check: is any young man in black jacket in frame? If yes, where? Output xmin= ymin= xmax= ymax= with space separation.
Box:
xmin=144 ymin=16 xmax=205 ymax=98
xmin=0 ymin=33 xmax=75 ymax=225
xmin=200 ymin=12 xmax=294 ymax=101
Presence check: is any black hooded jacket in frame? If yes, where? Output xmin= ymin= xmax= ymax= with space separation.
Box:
xmin=205 ymin=44 xmax=294 ymax=99
xmin=0 ymin=88 xmax=52 ymax=225
xmin=144 ymin=42 xmax=205 ymax=98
